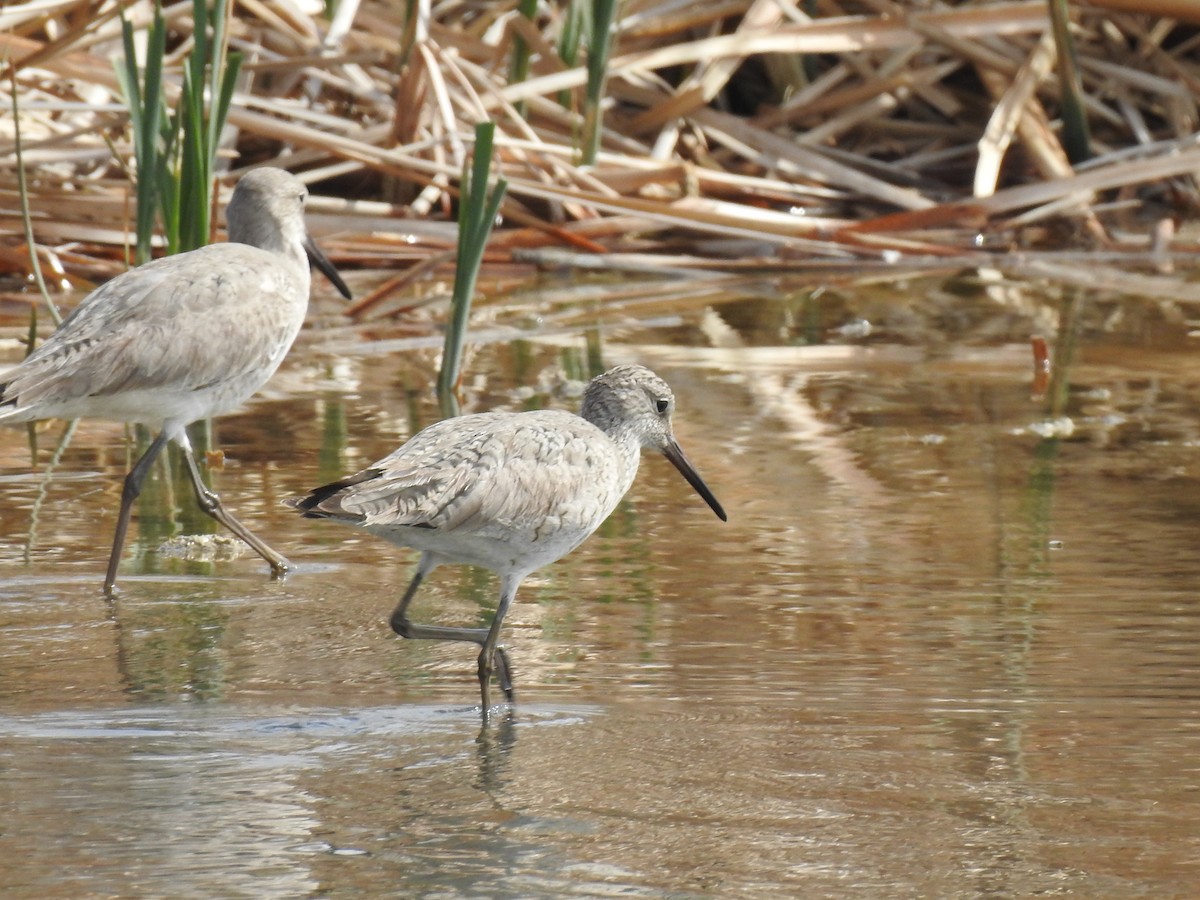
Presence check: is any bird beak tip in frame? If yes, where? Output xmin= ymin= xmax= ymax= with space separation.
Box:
xmin=304 ymin=234 xmax=352 ymax=300
xmin=662 ymin=440 xmax=726 ymax=523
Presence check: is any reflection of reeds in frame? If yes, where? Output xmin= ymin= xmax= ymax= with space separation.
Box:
xmin=22 ymin=418 xmax=77 ymax=564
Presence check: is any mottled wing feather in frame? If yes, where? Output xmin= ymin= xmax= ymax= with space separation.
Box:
xmin=0 ymin=243 xmax=302 ymax=415
xmin=301 ymin=409 xmax=629 ymax=543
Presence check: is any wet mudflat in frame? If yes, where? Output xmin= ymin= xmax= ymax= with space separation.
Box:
xmin=2 ymin=272 xmax=1200 ymax=897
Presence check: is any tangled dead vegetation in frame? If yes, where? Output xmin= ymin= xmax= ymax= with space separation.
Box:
xmin=2 ymin=0 xmax=1199 ymax=301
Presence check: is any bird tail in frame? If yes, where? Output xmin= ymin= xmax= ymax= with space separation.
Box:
xmin=284 ymin=468 xmax=382 ymax=518
xmin=0 ymin=384 xmax=29 ymax=424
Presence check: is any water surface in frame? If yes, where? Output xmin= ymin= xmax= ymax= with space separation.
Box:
xmin=2 ymin=273 xmax=1199 ymax=896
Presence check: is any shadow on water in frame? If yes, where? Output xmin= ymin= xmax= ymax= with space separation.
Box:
xmin=3 ymin=269 xmax=1200 ymax=895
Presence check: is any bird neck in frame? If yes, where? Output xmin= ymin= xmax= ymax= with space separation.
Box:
xmin=603 ymin=422 xmax=645 ymax=492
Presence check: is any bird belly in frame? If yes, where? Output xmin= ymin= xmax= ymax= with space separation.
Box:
xmin=363 ymin=521 xmax=594 ymax=578
xmin=1 ymin=370 xmax=278 ymax=428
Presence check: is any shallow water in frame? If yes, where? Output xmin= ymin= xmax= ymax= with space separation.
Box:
xmin=2 ymin=273 xmax=1200 ymax=896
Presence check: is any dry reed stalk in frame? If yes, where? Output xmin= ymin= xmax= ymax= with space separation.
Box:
xmin=0 ymin=0 xmax=1197 ymax=302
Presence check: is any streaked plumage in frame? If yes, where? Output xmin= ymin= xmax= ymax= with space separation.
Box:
xmin=0 ymin=166 xmax=351 ymax=595
xmin=289 ymin=364 xmax=727 ymax=716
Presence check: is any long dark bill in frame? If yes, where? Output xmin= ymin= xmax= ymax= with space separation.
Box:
xmin=304 ymin=233 xmax=352 ymax=299
xmin=662 ymin=438 xmax=727 ymax=522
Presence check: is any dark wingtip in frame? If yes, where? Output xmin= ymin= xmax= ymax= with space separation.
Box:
xmin=286 ymin=468 xmax=381 ymax=517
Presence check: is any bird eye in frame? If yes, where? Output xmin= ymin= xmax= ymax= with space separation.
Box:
xmin=655 ymin=397 xmax=669 ymax=414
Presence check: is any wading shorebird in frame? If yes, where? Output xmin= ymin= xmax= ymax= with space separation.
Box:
xmin=0 ymin=167 xmax=351 ymax=595
xmin=288 ymin=364 xmax=727 ymax=715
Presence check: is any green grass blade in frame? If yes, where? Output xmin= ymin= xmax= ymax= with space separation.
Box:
xmin=157 ymin=125 xmax=181 ymax=255
xmin=557 ymin=0 xmax=586 ymax=110
xmin=437 ymin=122 xmax=509 ymax=413
xmin=169 ymin=0 xmax=241 ymax=251
xmin=214 ymin=51 xmax=242 ymax=136
xmin=581 ymin=0 xmax=618 ymax=165
xmin=115 ymin=16 xmax=142 ymax=139
xmin=115 ymin=1 xmax=169 ymax=264
xmin=178 ymin=63 xmax=208 ymax=251
xmin=509 ymin=0 xmax=538 ymax=117
xmin=1049 ymin=0 xmax=1091 ymax=164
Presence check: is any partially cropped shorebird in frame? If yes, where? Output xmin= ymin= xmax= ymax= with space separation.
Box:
xmin=0 ymin=167 xmax=351 ymax=595
xmin=288 ymin=364 xmax=727 ymax=715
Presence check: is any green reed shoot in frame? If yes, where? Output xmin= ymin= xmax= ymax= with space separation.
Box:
xmin=115 ymin=1 xmax=168 ymax=265
xmin=1048 ymin=0 xmax=1090 ymax=164
xmin=581 ymin=0 xmax=618 ymax=165
xmin=437 ymin=122 xmax=508 ymax=415
xmin=508 ymin=0 xmax=539 ymax=117
xmin=115 ymin=0 xmax=241 ymax=261
xmin=397 ymin=0 xmax=420 ymax=68
xmin=175 ymin=0 xmax=241 ymax=252
xmin=556 ymin=0 xmax=587 ymax=113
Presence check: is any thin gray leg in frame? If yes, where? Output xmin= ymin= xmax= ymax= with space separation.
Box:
xmin=389 ymin=558 xmax=519 ymax=711
xmin=104 ymin=431 xmax=170 ymax=597
xmin=179 ymin=438 xmax=290 ymax=576
xmin=476 ymin=575 xmax=520 ymax=717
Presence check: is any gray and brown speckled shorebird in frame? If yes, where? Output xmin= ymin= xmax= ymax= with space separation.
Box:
xmin=288 ymin=364 xmax=727 ymax=714
xmin=0 ymin=167 xmax=351 ymax=595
